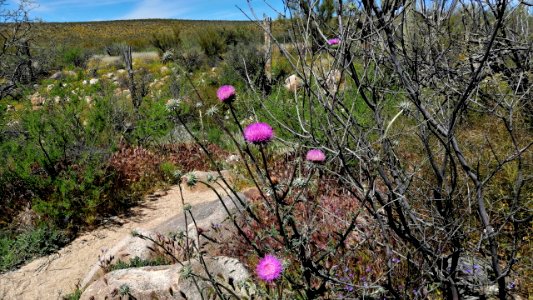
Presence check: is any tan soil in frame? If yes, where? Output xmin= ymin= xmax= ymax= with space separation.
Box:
xmin=0 ymin=184 xmax=222 ymax=300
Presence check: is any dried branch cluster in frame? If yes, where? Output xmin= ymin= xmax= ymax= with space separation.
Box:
xmin=251 ymin=0 xmax=531 ymax=298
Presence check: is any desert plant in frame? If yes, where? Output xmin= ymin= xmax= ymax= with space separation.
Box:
xmin=169 ymin=0 xmax=532 ymax=298
xmin=59 ymin=47 xmax=90 ymax=68
xmin=0 ymin=224 xmax=68 ymax=272
xmin=221 ymin=44 xmax=267 ymax=90
xmin=150 ymin=26 xmax=182 ymax=54
xmin=0 ymin=0 xmax=36 ymax=99
xmin=197 ymin=28 xmax=227 ymax=64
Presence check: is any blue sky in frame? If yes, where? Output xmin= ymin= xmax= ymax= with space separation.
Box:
xmin=17 ymin=0 xmax=286 ymax=22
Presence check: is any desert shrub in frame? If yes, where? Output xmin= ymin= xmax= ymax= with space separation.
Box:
xmin=197 ymin=28 xmax=227 ymax=64
xmin=150 ymin=26 xmax=182 ymax=54
xmin=127 ymin=99 xmax=172 ymax=145
xmin=159 ymin=161 xmax=178 ymax=183
xmin=0 ymin=86 xmax=173 ymax=267
xmin=176 ymin=46 xmax=206 ymax=72
xmin=196 ymin=26 xmax=261 ymax=66
xmin=157 ymin=143 xmax=227 ymax=172
xmin=0 ymin=224 xmax=69 ymax=272
xmin=109 ymin=145 xmax=162 ymax=192
xmin=271 ymin=54 xmax=292 ymax=84
xmin=220 ymin=44 xmax=267 ymax=88
xmin=60 ymin=47 xmax=90 ymax=68
xmin=0 ymin=0 xmax=36 ymax=99
xmin=103 ymin=43 xmax=126 ymax=56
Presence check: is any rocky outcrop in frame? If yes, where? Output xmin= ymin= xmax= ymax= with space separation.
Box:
xmin=79 ymin=173 xmax=242 ymax=292
xmin=80 ymin=256 xmax=249 ymax=300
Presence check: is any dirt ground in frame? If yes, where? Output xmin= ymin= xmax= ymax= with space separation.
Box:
xmin=0 ymin=184 xmax=224 ymax=300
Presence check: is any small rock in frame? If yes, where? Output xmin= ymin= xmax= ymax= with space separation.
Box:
xmin=326 ymin=69 xmax=344 ymax=93
xmin=89 ymin=78 xmax=99 ymax=85
xmin=49 ymin=71 xmax=63 ymax=80
xmin=284 ymin=74 xmax=303 ymax=92
xmin=225 ymin=154 xmax=240 ymax=164
xmin=30 ymin=92 xmax=46 ymax=107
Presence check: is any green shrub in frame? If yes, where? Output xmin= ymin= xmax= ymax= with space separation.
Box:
xmin=150 ymin=26 xmax=182 ymax=54
xmin=103 ymin=43 xmax=127 ymax=56
xmin=0 ymin=225 xmax=68 ymax=272
xmin=159 ymin=161 xmax=178 ymax=183
xmin=61 ymin=47 xmax=90 ymax=68
xmin=197 ymin=28 xmax=227 ymax=64
xmin=176 ymin=47 xmax=206 ymax=72
xmin=196 ymin=26 xmax=260 ymax=66
xmin=109 ymin=256 xmax=170 ymax=271
xmin=271 ymin=55 xmax=292 ymax=84
xmin=128 ymin=100 xmax=172 ymax=145
xmin=221 ymin=44 xmax=266 ymax=88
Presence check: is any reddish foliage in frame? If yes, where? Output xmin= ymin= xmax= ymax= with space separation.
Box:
xmin=108 ymin=143 xmax=227 ymax=183
xmin=109 ymin=146 xmax=162 ymax=183
xmin=156 ymin=143 xmax=227 ymax=172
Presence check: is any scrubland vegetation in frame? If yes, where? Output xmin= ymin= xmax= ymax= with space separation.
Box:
xmin=1 ymin=0 xmax=532 ymax=299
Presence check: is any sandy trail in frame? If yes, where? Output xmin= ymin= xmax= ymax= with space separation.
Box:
xmin=0 ymin=184 xmax=221 ymax=300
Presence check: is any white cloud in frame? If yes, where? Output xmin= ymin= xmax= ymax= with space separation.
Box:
xmin=120 ymin=0 xmax=191 ymax=19
xmin=33 ymin=0 xmax=136 ymax=12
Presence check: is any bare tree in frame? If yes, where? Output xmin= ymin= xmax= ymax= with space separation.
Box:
xmin=255 ymin=0 xmax=532 ymax=298
xmin=170 ymin=0 xmax=531 ymax=298
xmin=121 ymin=45 xmax=151 ymax=114
xmin=0 ymin=0 xmax=36 ymax=99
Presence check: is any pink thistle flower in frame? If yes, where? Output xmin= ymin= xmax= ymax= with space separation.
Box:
xmin=244 ymin=122 xmax=274 ymax=144
xmin=327 ymin=38 xmax=341 ymax=46
xmin=306 ymin=149 xmax=326 ymax=162
xmin=216 ymin=85 xmax=236 ymax=103
xmin=256 ymin=254 xmax=283 ymax=282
